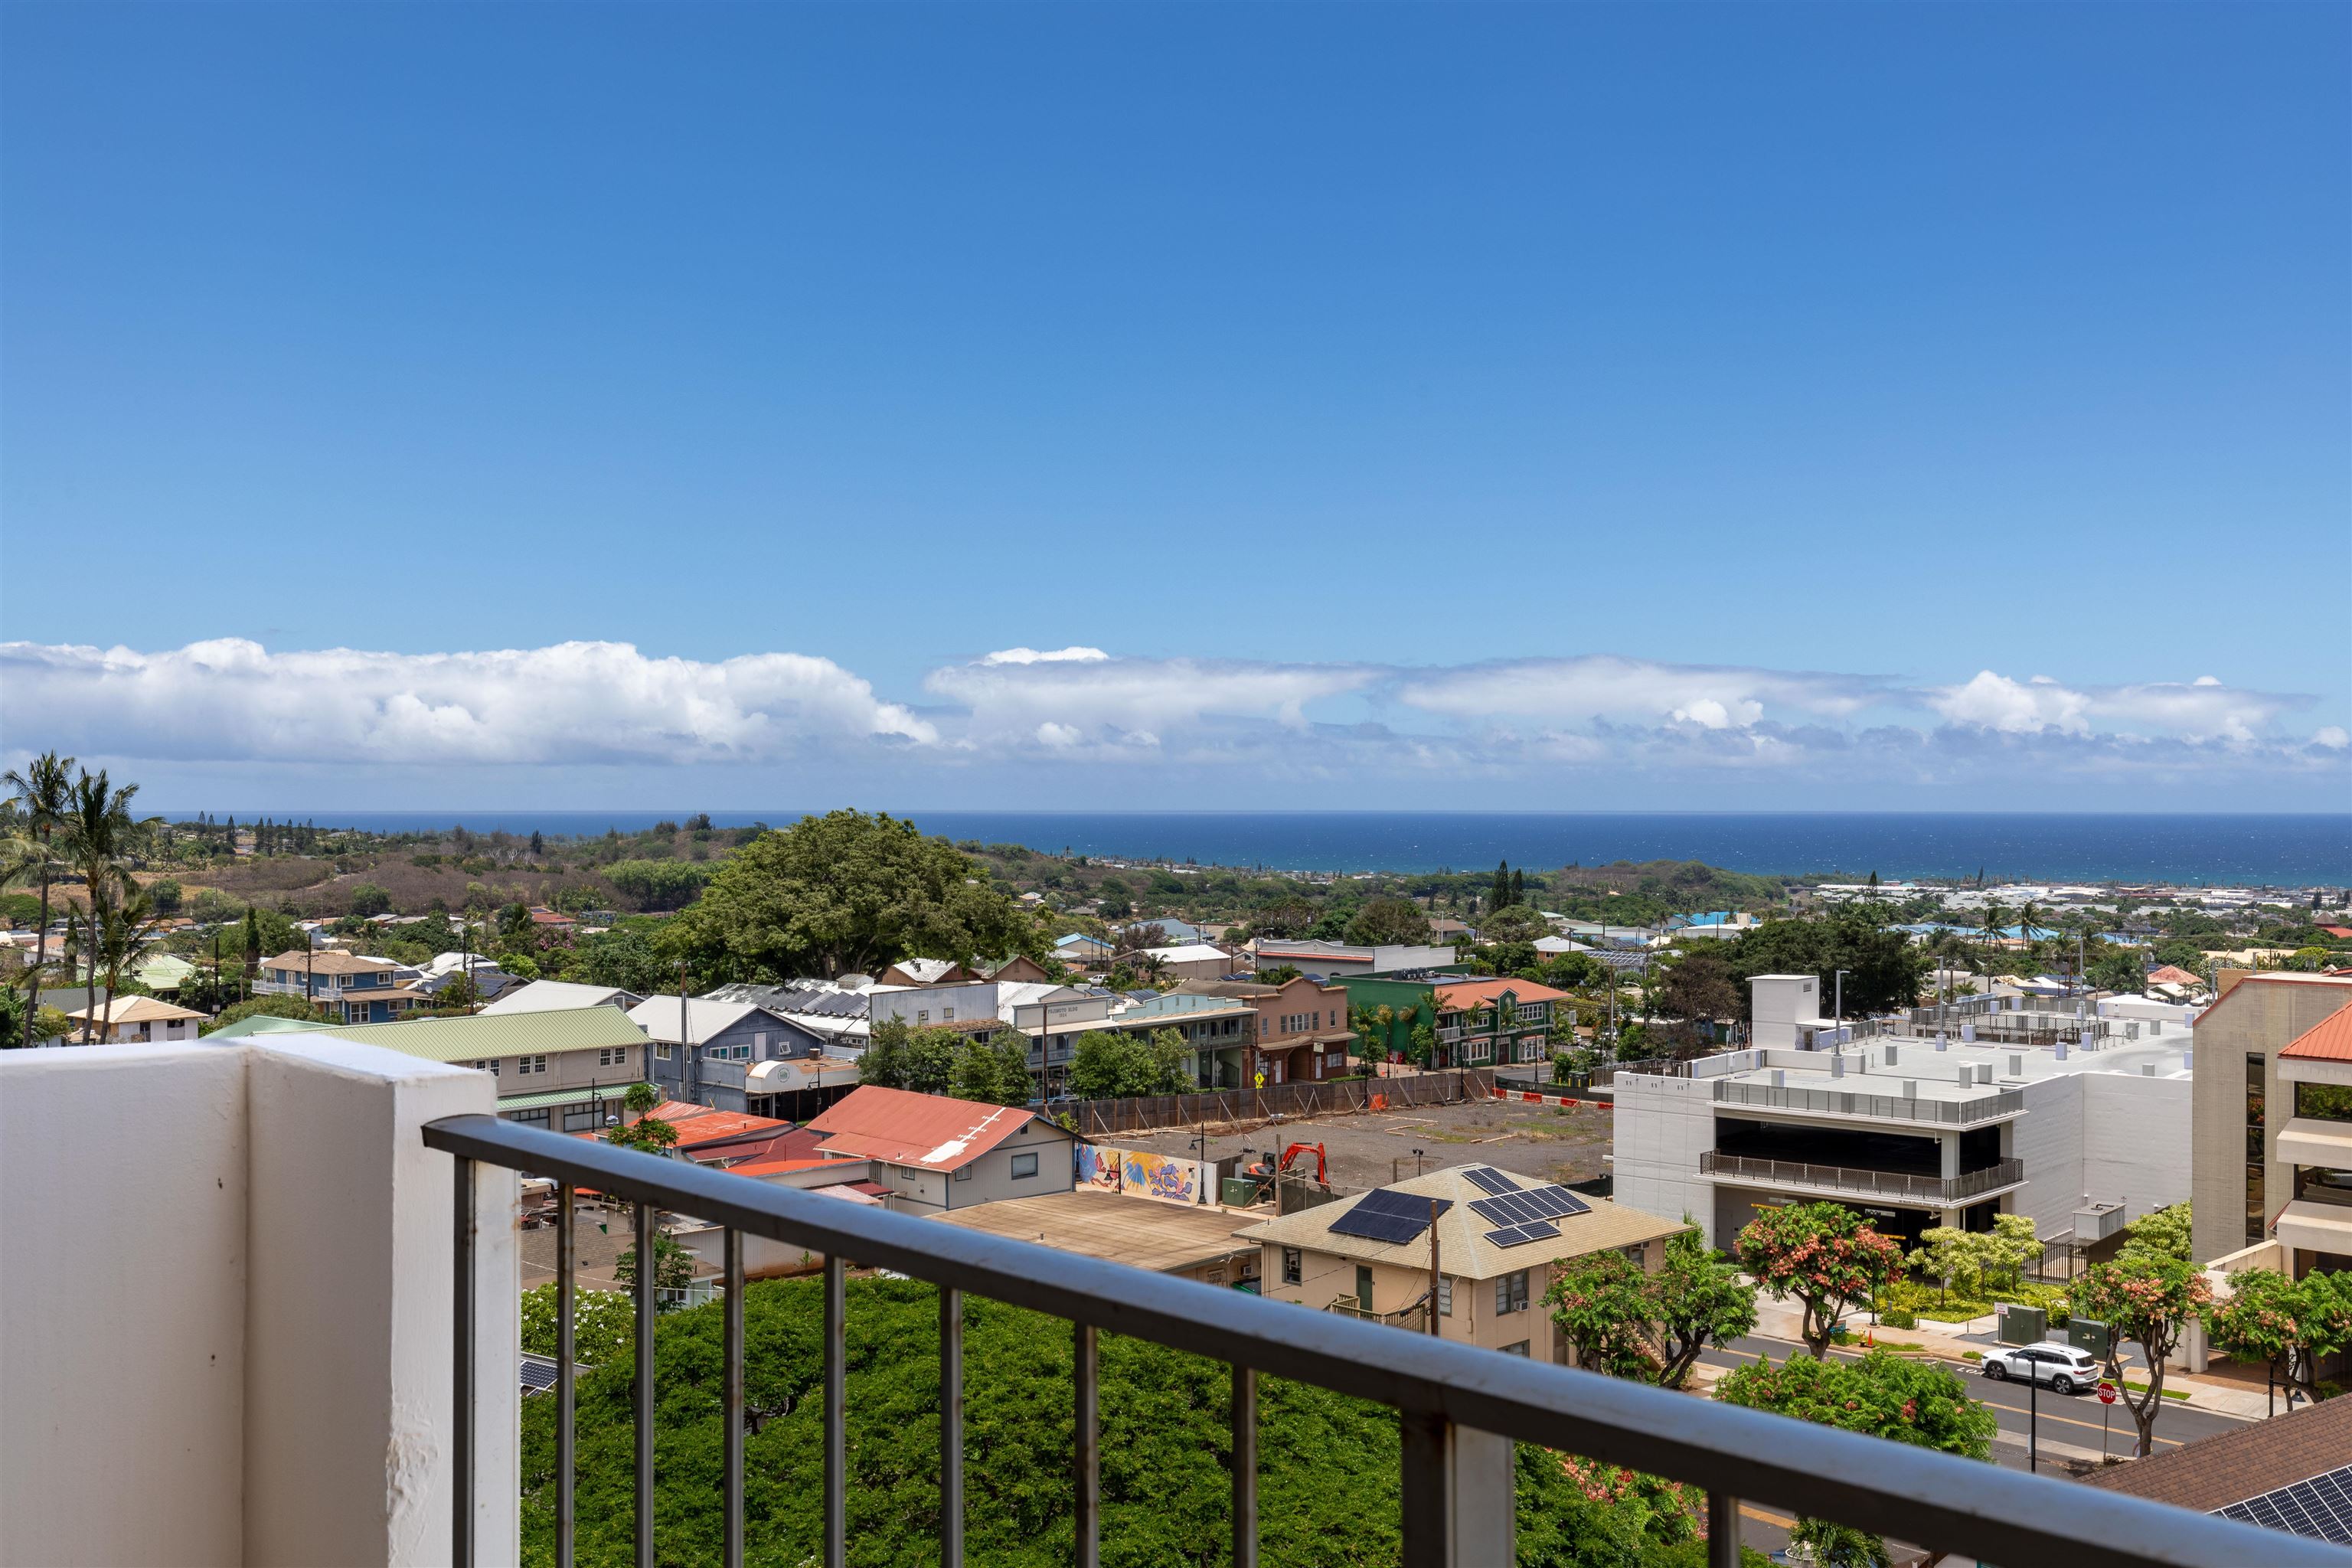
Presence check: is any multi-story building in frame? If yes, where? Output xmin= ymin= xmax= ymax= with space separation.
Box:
xmin=629 ymin=997 xmax=835 ymax=1116
xmin=319 ymin=1006 xmax=652 ymax=1132
xmin=1615 ymin=976 xmax=2194 ymax=1256
xmin=1240 ymin=1163 xmax=1685 ymax=1359
xmin=1250 ymin=937 xmax=1460 ymax=976
xmin=253 ymin=949 xmax=430 ymax=1024
xmin=1178 ymin=975 xmax=1355 ymax=1084
xmin=2189 ymin=972 xmax=2352 ymax=1276
xmin=1335 ymin=975 xmax=1566 ymax=1069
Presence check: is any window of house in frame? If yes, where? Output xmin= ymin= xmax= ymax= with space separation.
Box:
xmin=1494 ymin=1271 xmax=1529 ymax=1315
xmin=507 ymin=1107 xmax=551 ymax=1127
xmin=1619 ymin=1244 xmax=1648 ymax=1266
xmin=1282 ymin=1247 xmax=1302 ymax=1285
xmin=1501 ymin=1341 xmax=1530 ymax=1357
xmin=917 ymin=1010 xmax=929 ymax=1024
xmin=954 ymin=1165 xmax=972 ymax=1181
xmin=2296 ymin=1081 xmax=2352 ymax=1122
xmin=1436 ymin=1276 xmax=1453 ymax=1316
xmin=942 ymin=1008 xmax=954 ymax=1022
xmin=518 ymin=1054 xmax=547 ymax=1076
xmin=1010 ymin=1152 xmax=1040 ymax=1179
xmin=2246 ymin=1053 xmax=2267 ymax=1245
xmin=562 ymin=1109 xmax=603 ymax=1132
xmin=655 ymin=1043 xmax=671 ymax=1060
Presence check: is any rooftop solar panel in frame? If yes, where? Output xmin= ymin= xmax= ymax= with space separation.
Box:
xmin=1463 ymin=1166 xmax=1517 ymax=1196
xmin=1483 ymin=1220 xmax=1560 ymax=1248
xmin=519 ymin=1353 xmax=560 ymax=1396
xmin=1329 ymin=1207 xmax=1432 ymax=1245
xmin=2216 ymin=1465 xmax=2352 ymax=1545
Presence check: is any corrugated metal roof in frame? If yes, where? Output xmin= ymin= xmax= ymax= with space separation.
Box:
xmin=495 ymin=1084 xmax=632 ymax=1112
xmin=320 ymin=1005 xmax=648 ymax=1063
xmin=2282 ymin=1004 xmax=2352 ymax=1062
xmin=808 ymin=1085 xmax=1060 ymax=1170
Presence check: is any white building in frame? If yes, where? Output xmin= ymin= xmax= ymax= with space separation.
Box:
xmin=1613 ymin=976 xmax=2194 ymax=1257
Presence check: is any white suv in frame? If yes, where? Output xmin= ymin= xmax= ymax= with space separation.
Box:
xmin=1982 ymin=1341 xmax=2101 ymax=1393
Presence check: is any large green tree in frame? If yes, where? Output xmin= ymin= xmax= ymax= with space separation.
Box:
xmin=518 ymin=1276 xmax=1718 ymax=1568
xmin=1720 ymin=910 xmax=1928 ymax=1020
xmin=1344 ymin=897 xmax=1433 ymax=946
xmin=1733 ymin=1203 xmax=1901 ymax=1359
xmin=577 ymin=928 xmax=671 ymax=996
xmin=1544 ymin=1230 xmax=1756 ymax=1388
xmin=675 ymin=812 xmax=1039 ymax=980
xmin=1068 ymin=1027 xmax=1191 ymax=1101
xmin=1716 ymin=1350 xmax=1995 ymax=1568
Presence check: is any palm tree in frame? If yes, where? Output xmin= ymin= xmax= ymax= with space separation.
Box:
xmin=60 ymin=769 xmax=161 ymax=1043
xmin=87 ymin=888 xmax=164 ymax=1041
xmin=1977 ymin=900 xmax=2010 ymax=972
xmin=2 ymin=752 xmax=76 ymax=1050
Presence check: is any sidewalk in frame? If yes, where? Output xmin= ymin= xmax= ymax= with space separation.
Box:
xmin=1746 ymin=1295 xmax=2267 ymax=1419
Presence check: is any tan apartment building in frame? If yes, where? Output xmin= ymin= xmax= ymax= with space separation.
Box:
xmin=2189 ymin=972 xmax=2352 ymax=1272
xmin=1239 ymin=1164 xmax=1686 ymax=1361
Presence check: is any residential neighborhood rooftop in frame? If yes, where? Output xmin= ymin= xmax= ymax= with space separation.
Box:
xmin=806 ymin=1084 xmax=1056 ymax=1171
xmin=315 ymin=1004 xmax=650 ymax=1064
xmin=1236 ymin=1164 xmax=1684 ymax=1279
xmin=926 ymin=1189 xmax=1257 ymax=1275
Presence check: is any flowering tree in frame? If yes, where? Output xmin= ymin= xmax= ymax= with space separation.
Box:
xmin=2073 ymin=1254 xmax=2212 ymax=1457
xmin=2210 ymin=1268 xmax=2352 ymax=1404
xmin=1735 ymin=1202 xmax=1902 ymax=1359
xmin=1546 ymin=1232 xmax=1758 ymax=1387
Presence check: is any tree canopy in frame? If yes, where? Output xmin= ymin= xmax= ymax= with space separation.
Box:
xmin=1068 ymin=1027 xmax=1192 ymax=1101
xmin=861 ymin=1017 xmax=1035 ymax=1107
xmin=1719 ymin=912 xmax=1928 ymax=1019
xmin=675 ymin=812 xmax=1041 ymax=980
xmin=2207 ymin=1267 xmax=2352 ymax=1404
xmin=1344 ymin=897 xmax=1433 ymax=946
xmin=2072 ymin=1253 xmax=2211 ymax=1456
xmin=1544 ymin=1230 xmax=1756 ymax=1388
xmin=1733 ymin=1203 xmax=1901 ymax=1359
xmin=518 ymin=1275 xmax=1729 ymax=1568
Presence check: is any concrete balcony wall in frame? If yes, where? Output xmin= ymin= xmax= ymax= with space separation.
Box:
xmin=2 ymin=1037 xmax=516 ymax=1568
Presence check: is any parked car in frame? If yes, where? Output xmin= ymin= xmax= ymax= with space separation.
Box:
xmin=1981 ymin=1341 xmax=2101 ymax=1393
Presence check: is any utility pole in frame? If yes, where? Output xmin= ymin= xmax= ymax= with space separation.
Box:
xmin=680 ymin=957 xmax=693 ymax=1109
xmin=1426 ymin=1196 xmax=1442 ymax=1336
xmin=1834 ymin=969 xmax=1848 ymax=1037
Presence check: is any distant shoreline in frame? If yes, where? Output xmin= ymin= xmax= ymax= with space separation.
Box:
xmin=156 ymin=809 xmax=2351 ymax=887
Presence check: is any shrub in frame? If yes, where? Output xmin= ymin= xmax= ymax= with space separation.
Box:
xmin=1881 ymin=1309 xmax=1916 ymax=1330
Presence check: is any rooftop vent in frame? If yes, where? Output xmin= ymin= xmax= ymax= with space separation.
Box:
xmin=1884 ymin=1045 xmax=1900 ymax=1067
xmin=1771 ymin=1069 xmax=1786 ymax=1089
xmin=2143 ymin=1063 xmax=2156 ymax=1076
xmin=2053 ymin=1040 xmax=2067 ymax=1061
xmin=1831 ymin=1054 xmax=1845 ymax=1079
xmin=2008 ymin=1054 xmax=2024 ymax=1077
xmin=1902 ymin=1080 xmax=1918 ymax=1099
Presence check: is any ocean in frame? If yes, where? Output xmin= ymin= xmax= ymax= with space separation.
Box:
xmin=162 ymin=810 xmax=2351 ymax=886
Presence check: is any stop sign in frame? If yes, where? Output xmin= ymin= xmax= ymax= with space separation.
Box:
xmin=2098 ymin=1381 xmax=2118 ymax=1405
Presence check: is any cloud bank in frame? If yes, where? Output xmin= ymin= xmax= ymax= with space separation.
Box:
xmin=2 ymin=639 xmax=2341 ymax=805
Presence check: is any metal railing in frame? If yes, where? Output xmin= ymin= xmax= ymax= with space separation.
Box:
xmin=425 ymin=1114 xmax=2319 ymax=1568
xmin=1713 ymin=1079 xmax=2027 ymax=1126
xmin=1700 ymin=1151 xmax=2027 ymax=1205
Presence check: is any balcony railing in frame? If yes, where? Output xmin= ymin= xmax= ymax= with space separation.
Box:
xmin=1713 ymin=1079 xmax=2026 ymax=1126
xmin=1700 ymin=1151 xmax=2027 ymax=1206
xmin=428 ymin=1114 xmax=2305 ymax=1568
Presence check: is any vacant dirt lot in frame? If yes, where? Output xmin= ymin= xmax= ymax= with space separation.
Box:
xmin=1119 ymin=1096 xmax=1612 ymax=1192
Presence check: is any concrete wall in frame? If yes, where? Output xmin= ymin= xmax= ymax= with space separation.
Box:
xmin=0 ymin=1037 xmax=515 ymax=1568
xmin=1609 ymin=1074 xmax=1719 ymax=1243
xmin=2190 ymin=978 xmax=2352 ymax=1266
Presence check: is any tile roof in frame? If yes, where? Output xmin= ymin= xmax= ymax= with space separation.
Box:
xmin=2087 ymin=1391 xmax=2352 ymax=1517
xmin=807 ymin=1085 xmax=1059 ymax=1171
xmin=2281 ymin=1004 xmax=2352 ymax=1062
xmin=1235 ymin=1164 xmax=1684 ymax=1280
xmin=318 ymin=1004 xmax=649 ymax=1063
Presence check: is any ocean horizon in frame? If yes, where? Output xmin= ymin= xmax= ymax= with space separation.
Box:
xmin=157 ymin=810 xmax=2351 ymax=887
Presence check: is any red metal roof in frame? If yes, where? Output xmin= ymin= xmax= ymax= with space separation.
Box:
xmin=2280 ymin=1004 xmax=2352 ymax=1062
xmin=807 ymin=1085 xmax=1050 ymax=1170
xmin=687 ymin=1127 xmax=825 ymax=1165
xmin=1432 ymin=977 xmax=1573 ymax=1009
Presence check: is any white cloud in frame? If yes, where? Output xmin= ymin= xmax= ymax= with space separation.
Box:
xmin=1393 ymin=656 xmax=1880 ymax=728
xmin=925 ymin=653 xmax=1378 ymax=752
xmin=0 ymin=639 xmax=934 ymax=766
xmin=2 ymin=639 xmax=2339 ymax=805
xmin=1930 ymin=671 xmax=2096 ymax=734
xmin=977 ymin=646 xmax=1110 ymax=666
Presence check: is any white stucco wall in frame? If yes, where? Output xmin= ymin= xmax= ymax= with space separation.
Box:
xmin=1609 ymin=1074 xmax=1718 ymax=1243
xmin=0 ymin=1036 xmax=515 ymax=1568
xmin=2013 ymin=1068 xmax=2192 ymax=1243
xmin=2 ymin=1044 xmax=249 ymax=1566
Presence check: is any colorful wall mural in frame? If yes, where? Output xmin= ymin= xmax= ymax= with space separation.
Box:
xmin=1071 ymin=1144 xmax=1207 ymax=1205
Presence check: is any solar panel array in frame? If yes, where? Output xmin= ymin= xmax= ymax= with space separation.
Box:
xmin=1328 ymin=1187 xmax=1452 ymax=1245
xmin=2215 ymin=1465 xmax=2352 ymax=1545
xmin=1467 ymin=1184 xmax=1589 ymax=1229
xmin=519 ymin=1353 xmax=561 ymax=1397
xmin=1484 ymin=1220 xmax=1561 ymax=1248
xmin=1462 ymin=1166 xmax=1518 ymax=1196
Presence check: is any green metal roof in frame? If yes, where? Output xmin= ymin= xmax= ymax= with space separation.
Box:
xmin=319 ymin=1005 xmax=649 ymax=1064
xmin=207 ymin=1013 xmax=331 ymax=1039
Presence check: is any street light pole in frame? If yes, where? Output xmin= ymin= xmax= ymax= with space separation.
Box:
xmin=1834 ymin=969 xmax=1848 ymax=1038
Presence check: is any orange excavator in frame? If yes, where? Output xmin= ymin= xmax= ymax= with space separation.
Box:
xmin=1244 ymin=1142 xmax=1325 ymax=1185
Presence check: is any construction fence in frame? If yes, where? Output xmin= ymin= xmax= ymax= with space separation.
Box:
xmin=1046 ymin=1067 xmax=1498 ymax=1138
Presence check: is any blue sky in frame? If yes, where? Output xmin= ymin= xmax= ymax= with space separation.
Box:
xmin=3 ymin=4 xmax=2347 ymax=812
